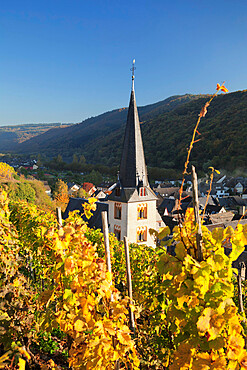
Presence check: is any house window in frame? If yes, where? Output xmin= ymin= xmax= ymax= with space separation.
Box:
xmin=114 ymin=225 xmax=121 ymax=241
xmin=115 ymin=187 xmax=121 ymax=196
xmin=114 ymin=203 xmax=122 ymax=219
xmin=137 ymin=203 xmax=147 ymax=219
xmin=136 ymin=226 xmax=147 ymax=242
xmin=140 ymin=187 xmax=146 ymax=196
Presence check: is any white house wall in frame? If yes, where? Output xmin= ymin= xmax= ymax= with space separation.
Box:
xmin=107 ymin=199 xmax=156 ymax=247
xmin=107 ymin=200 xmax=128 ymax=240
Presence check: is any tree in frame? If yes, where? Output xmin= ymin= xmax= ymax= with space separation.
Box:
xmin=8 ymin=182 xmax=36 ymax=203
xmin=37 ymin=153 xmax=42 ymax=167
xmin=29 ymin=179 xmax=54 ymax=210
xmin=70 ymin=154 xmax=79 ymax=171
xmin=0 ymin=162 xmax=16 ymax=180
xmin=57 ymin=154 xmax=63 ymax=163
xmin=77 ymin=187 xmax=89 ymax=199
xmin=84 ymin=170 xmax=103 ymax=186
xmin=72 ymin=154 xmax=78 ymax=164
xmin=20 ymin=168 xmax=28 ymax=177
xmin=79 ymin=154 xmax=86 ymax=165
xmin=53 ymin=179 xmax=69 ymax=211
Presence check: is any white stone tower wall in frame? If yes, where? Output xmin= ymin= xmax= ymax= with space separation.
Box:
xmin=107 ymin=199 xmax=156 ymax=247
xmin=127 ymin=200 xmax=156 ymax=247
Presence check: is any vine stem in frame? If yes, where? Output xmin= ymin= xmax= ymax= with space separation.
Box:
xmin=192 ymin=165 xmax=203 ymax=261
xmin=178 ymin=92 xmax=217 ymax=210
xmin=177 ymin=84 xmax=226 ymax=254
xmin=202 ymin=168 xmax=214 ymax=221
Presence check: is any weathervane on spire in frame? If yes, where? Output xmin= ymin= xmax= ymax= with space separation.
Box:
xmin=131 ymin=59 xmax=136 ymax=91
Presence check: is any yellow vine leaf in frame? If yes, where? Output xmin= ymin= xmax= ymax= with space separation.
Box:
xmin=103 ymin=319 xmax=116 ymax=336
xmin=18 ymin=358 xmax=26 ymax=370
xmin=216 ymin=83 xmax=229 ymax=92
xmin=227 ymin=333 xmax=245 ymax=361
xmin=117 ymin=330 xmax=133 ymax=348
xmin=169 ymin=342 xmax=193 ymax=369
xmin=74 ymin=319 xmax=85 ymax=332
xmin=191 ymin=352 xmax=211 ymax=370
xmin=0 ymin=351 xmax=11 ymax=368
xmin=239 ymin=351 xmax=247 ymax=369
xmin=197 ymin=307 xmax=212 ymax=334
xmin=176 ymin=294 xmax=189 ymax=308
xmin=88 ymin=197 xmax=97 ymax=205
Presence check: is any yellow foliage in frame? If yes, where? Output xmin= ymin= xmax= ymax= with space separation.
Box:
xmin=159 ymin=207 xmax=247 ymax=369
xmin=18 ymin=347 xmax=31 ymax=360
xmin=0 ymin=351 xmax=11 ymax=368
xmin=38 ymin=210 xmax=139 ymax=369
xmin=0 ymin=162 xmax=16 ymax=180
xmin=18 ymin=357 xmax=26 ymax=370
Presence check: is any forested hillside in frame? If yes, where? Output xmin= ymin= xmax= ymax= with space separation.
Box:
xmin=83 ymin=90 xmax=247 ymax=172
xmin=15 ymin=94 xmax=207 ymax=159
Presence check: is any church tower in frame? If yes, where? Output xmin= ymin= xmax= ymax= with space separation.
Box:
xmin=107 ymin=60 xmax=157 ymax=247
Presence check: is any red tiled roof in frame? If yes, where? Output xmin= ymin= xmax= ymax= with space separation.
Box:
xmin=83 ymin=182 xmax=95 ymax=192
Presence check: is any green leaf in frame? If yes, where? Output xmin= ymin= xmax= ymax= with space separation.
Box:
xmin=175 ymin=242 xmax=186 ymax=260
xmin=158 ymin=227 xmax=170 ymax=240
xmin=211 ymin=227 xmax=224 ymax=244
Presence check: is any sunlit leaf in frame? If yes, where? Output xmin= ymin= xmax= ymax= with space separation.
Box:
xmin=18 ymin=358 xmax=26 ymax=370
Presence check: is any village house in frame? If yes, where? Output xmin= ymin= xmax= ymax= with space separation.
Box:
xmin=154 ymin=186 xmax=179 ymax=198
xmin=42 ymin=181 xmax=51 ymax=196
xmin=234 ymin=182 xmax=244 ymax=194
xmin=93 ymin=189 xmax=107 ymax=200
xmin=67 ymin=183 xmax=80 ymax=196
xmin=242 ymin=189 xmax=247 ymax=200
xmin=219 ymin=196 xmax=247 ymax=216
xmin=82 ymin=182 xmax=96 ymax=196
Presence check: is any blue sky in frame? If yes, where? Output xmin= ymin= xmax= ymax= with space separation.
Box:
xmin=1 ymin=0 xmax=247 ymax=125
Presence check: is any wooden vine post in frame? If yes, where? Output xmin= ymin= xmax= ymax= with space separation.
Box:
xmin=101 ymin=211 xmax=120 ymax=370
xmin=192 ymin=165 xmax=203 ymax=262
xmin=124 ymin=237 xmax=135 ymax=335
xmin=238 ymin=261 xmax=246 ymax=313
xmin=238 ymin=261 xmax=247 ymax=349
xmin=101 ymin=211 xmax=112 ymax=287
xmin=56 ymin=207 xmax=63 ymax=229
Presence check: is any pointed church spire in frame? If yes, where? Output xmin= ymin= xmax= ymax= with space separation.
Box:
xmin=119 ymin=60 xmax=149 ymax=188
xmin=131 ymin=59 xmax=136 ymax=91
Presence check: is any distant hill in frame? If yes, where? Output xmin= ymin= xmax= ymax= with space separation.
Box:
xmin=0 ymin=123 xmax=72 ymax=151
xmin=14 ymin=94 xmax=207 ymax=160
xmin=2 ymin=90 xmax=247 ymax=173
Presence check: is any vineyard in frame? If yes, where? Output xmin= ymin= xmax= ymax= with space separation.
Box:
xmin=1 ymin=84 xmax=247 ymax=369
xmin=0 ymin=187 xmax=247 ymax=369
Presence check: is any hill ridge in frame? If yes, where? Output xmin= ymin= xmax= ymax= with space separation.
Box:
xmin=0 ymin=90 xmax=246 ymax=173
xmin=14 ymin=93 xmax=208 ymax=159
